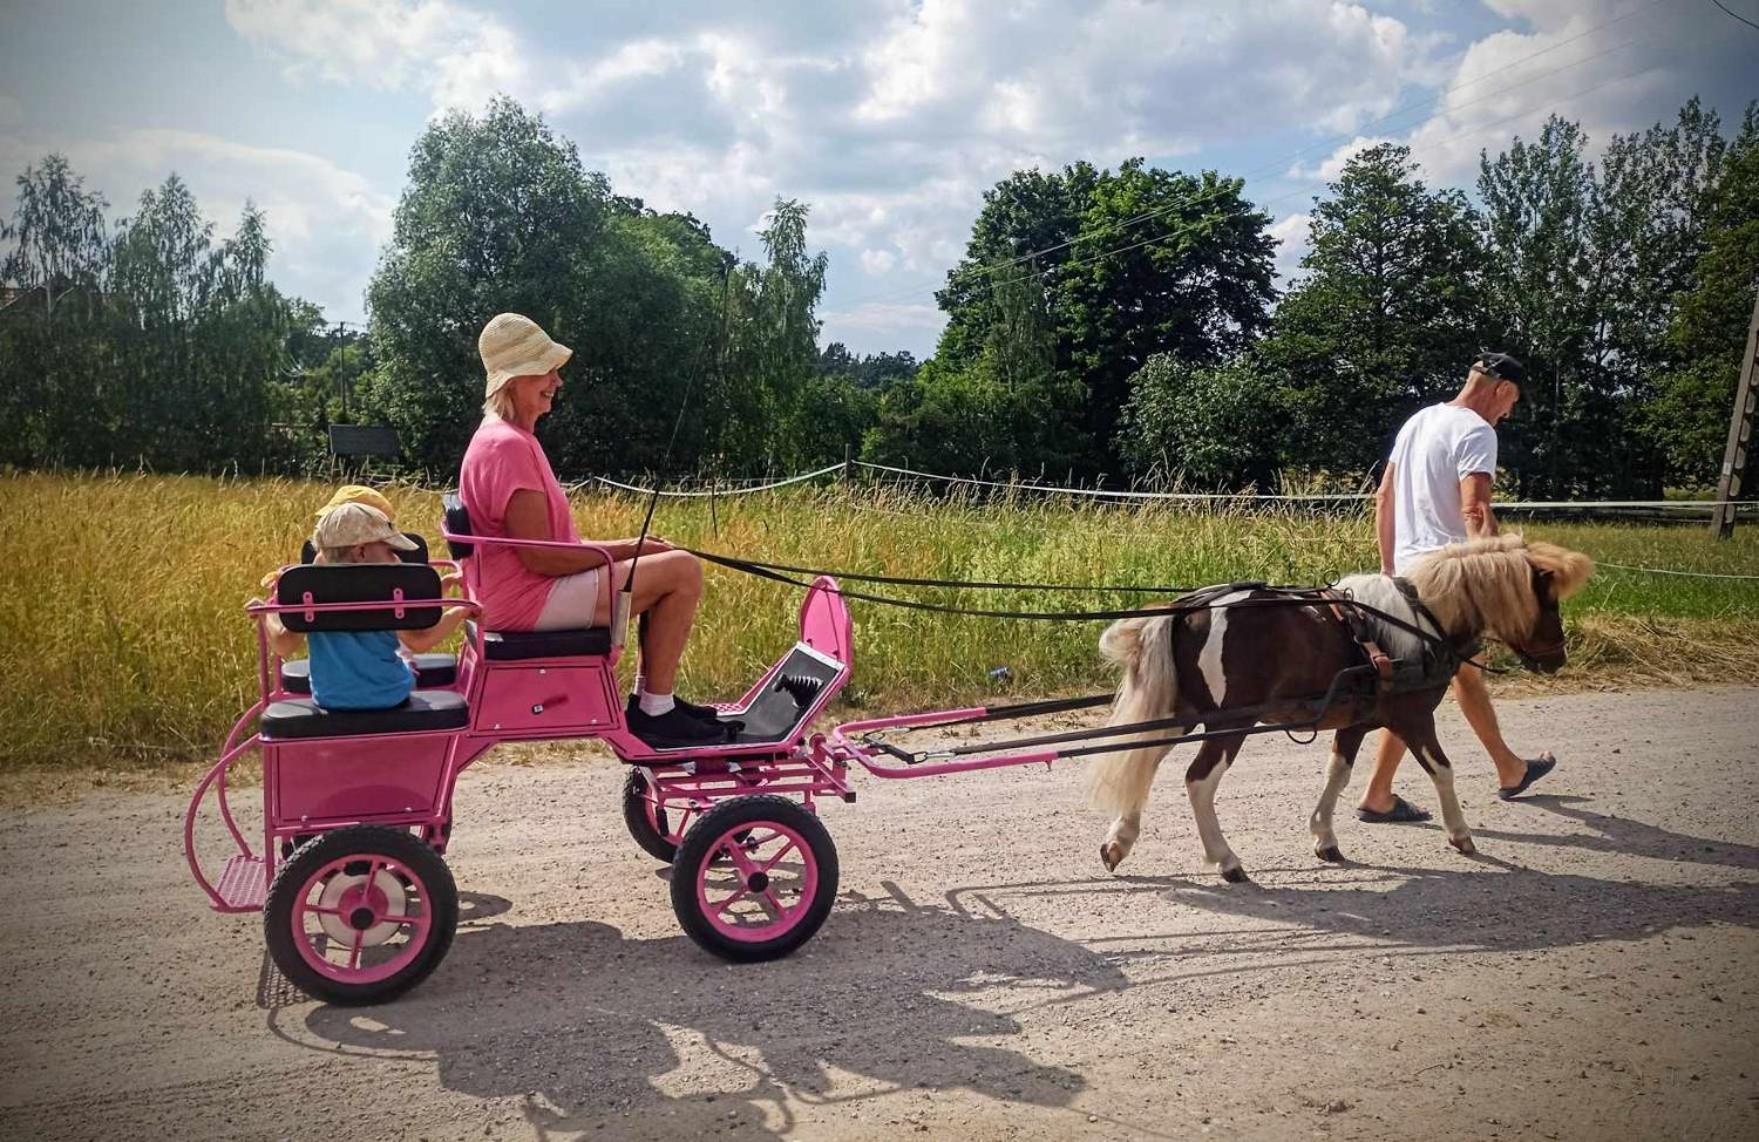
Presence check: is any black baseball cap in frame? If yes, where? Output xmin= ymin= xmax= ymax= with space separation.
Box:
xmin=1473 ymin=351 xmax=1526 ymax=384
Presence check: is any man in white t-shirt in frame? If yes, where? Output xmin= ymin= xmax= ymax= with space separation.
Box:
xmin=1356 ymin=353 xmax=1557 ymax=824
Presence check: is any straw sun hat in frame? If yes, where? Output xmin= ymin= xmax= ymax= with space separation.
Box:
xmin=479 ymin=313 xmax=573 ymax=398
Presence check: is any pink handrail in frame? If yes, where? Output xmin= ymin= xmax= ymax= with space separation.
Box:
xmin=183 ymin=706 xmax=265 ymax=910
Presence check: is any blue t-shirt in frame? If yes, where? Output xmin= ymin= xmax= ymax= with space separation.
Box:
xmin=308 ymin=630 xmax=414 ymax=710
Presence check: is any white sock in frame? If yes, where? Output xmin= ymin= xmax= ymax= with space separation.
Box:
xmin=635 ymin=672 xmax=648 ymax=698
xmin=638 ymin=691 xmax=675 ymax=717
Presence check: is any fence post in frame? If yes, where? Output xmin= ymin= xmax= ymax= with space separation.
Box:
xmin=843 ymin=443 xmax=854 ymax=487
xmin=1710 ymin=289 xmax=1759 ymax=540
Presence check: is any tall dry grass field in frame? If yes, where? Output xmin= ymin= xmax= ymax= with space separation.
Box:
xmin=3 ymin=471 xmax=1757 ymax=770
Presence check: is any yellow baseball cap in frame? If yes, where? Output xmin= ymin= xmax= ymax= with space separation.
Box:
xmin=317 ymin=485 xmax=395 ymax=521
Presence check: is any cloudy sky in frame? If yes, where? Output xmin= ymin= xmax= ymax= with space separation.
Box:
xmin=1 ymin=0 xmax=1753 ymax=356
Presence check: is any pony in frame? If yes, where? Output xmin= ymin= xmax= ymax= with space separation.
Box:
xmin=1087 ymin=534 xmax=1594 ymax=882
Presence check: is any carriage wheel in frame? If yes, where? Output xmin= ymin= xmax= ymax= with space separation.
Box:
xmin=622 ymin=769 xmax=681 ymax=862
xmin=264 ymin=825 xmax=458 ymax=1005
xmin=670 ymin=795 xmax=838 ymax=962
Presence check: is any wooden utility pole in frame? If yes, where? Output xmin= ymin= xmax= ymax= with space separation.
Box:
xmin=1711 ymin=290 xmax=1759 ymax=539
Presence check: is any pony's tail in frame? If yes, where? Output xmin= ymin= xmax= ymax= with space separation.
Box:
xmin=1085 ymin=614 xmax=1179 ymax=816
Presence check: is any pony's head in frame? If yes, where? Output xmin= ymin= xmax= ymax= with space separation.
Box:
xmin=1404 ymin=534 xmax=1593 ymax=673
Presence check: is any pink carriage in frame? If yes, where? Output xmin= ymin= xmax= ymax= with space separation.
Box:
xmin=185 ymin=499 xmax=860 ymax=1004
xmin=186 ymin=500 xmax=1423 ymax=1006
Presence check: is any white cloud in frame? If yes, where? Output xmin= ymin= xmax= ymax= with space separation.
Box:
xmin=224 ymin=0 xmax=524 ymax=109
xmin=1289 ymin=136 xmax=1397 ymax=182
xmin=194 ymin=0 xmax=1751 ymax=354
xmin=859 ymin=248 xmax=897 ymax=275
xmin=0 ymin=122 xmax=392 ymax=322
xmin=1270 ymin=212 xmax=1312 ymax=285
xmin=217 ymin=0 xmax=1449 ymax=347
xmin=819 ymin=301 xmax=945 ymax=343
xmin=1401 ymin=0 xmax=1751 ymax=184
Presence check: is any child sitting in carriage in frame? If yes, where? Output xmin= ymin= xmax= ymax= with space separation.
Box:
xmin=252 ymin=502 xmax=466 ymax=710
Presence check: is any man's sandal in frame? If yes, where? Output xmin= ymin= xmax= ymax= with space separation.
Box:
xmin=1498 ymin=755 xmax=1557 ymax=800
xmin=1356 ymin=796 xmax=1433 ymax=823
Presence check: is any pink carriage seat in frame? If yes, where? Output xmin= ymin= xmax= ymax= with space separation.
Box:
xmin=441 ymin=494 xmax=613 ymax=660
xmin=258 ymin=562 xmax=470 ymax=740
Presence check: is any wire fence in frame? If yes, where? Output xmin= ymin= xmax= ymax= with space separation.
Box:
xmin=563 ymin=459 xmax=1759 ymax=582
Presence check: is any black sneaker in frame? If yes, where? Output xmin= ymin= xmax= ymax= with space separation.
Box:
xmin=629 ymin=694 xmax=743 ymax=733
xmin=629 ymin=693 xmax=720 ymax=724
xmin=627 ymin=704 xmax=730 ymax=748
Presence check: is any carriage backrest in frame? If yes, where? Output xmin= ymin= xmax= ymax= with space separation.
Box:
xmin=274 ymin=563 xmax=445 ymax=633
xmin=441 ymin=494 xmax=474 ymax=560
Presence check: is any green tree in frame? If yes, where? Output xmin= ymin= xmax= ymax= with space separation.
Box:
xmin=865 ymin=261 xmax=1087 ymax=476
xmin=1116 ymin=354 xmax=1287 ymax=488
xmin=1479 ymin=105 xmax=1738 ymax=496
xmin=360 ymin=97 xmax=760 ymax=480
xmin=1649 ymin=103 xmax=1759 ymax=485
xmin=0 ymin=154 xmax=112 ymax=465
xmin=1259 ymin=143 xmax=1487 ymax=476
xmin=935 ymin=159 xmax=1276 ymax=471
xmin=360 ymin=97 xmax=617 ymax=472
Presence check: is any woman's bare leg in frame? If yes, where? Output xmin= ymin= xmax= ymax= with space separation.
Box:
xmin=595 ymin=551 xmax=703 ymax=694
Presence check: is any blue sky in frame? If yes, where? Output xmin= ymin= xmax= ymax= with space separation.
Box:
xmin=2 ymin=0 xmax=1754 ymax=356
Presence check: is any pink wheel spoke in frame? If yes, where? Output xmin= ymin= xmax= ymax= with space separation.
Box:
xmin=714 ymin=887 xmax=751 ymax=913
xmin=720 ymin=842 xmax=762 ymax=879
xmin=301 ymin=904 xmax=346 ymax=918
xmin=757 ymin=840 xmax=799 ymax=874
xmin=347 ymin=928 xmax=366 ymax=970
xmin=759 ymin=888 xmax=786 ymax=918
xmin=382 ymin=911 xmax=428 ymax=931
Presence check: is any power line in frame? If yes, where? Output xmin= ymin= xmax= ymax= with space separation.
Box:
xmin=1708 ymin=0 xmax=1759 ymax=33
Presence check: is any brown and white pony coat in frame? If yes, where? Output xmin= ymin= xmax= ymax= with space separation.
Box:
xmin=1087 ymin=535 xmax=1594 ymax=881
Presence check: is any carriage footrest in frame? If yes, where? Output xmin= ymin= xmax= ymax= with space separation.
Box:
xmin=216 ymin=854 xmax=267 ymax=910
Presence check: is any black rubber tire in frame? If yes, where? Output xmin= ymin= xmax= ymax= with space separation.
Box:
xmin=622 ymin=769 xmax=678 ymax=863
xmin=670 ymin=795 xmax=838 ymax=962
xmin=264 ymin=825 xmax=458 ymax=1006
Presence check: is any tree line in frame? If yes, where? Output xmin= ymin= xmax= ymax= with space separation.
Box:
xmin=3 ymin=95 xmax=1755 ymax=497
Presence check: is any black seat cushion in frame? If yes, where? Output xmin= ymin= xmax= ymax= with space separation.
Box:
xmin=260 ymin=690 xmax=470 ymax=740
xmin=467 ymin=622 xmax=612 ymax=660
xmin=279 ymin=653 xmax=458 ymax=695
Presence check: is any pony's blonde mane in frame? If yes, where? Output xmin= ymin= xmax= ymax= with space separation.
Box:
xmin=1403 ymin=534 xmax=1593 ymax=644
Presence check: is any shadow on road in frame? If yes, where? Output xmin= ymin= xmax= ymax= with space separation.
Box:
xmin=277 ymin=799 xmax=1758 ymax=1134
xmin=955 ymin=797 xmax=1759 ymax=959
xmin=291 ymin=888 xmax=1123 ymax=1137
xmin=1471 ymin=794 xmax=1759 ymax=872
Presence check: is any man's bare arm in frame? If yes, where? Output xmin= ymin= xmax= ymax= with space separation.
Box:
xmin=1374 ymin=462 xmax=1397 ymax=575
xmin=1459 ymin=472 xmax=1497 ymax=538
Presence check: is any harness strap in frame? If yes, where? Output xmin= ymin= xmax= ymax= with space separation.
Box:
xmin=1323 ymin=590 xmax=1396 ymax=687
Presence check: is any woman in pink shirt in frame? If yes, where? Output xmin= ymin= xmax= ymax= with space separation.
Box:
xmin=459 ymin=313 xmax=723 ymax=747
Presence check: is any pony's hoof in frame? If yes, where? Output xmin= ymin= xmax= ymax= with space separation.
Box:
xmin=1220 ymin=865 xmax=1251 ymax=884
xmin=1100 ymin=842 xmax=1125 ymax=873
xmin=1449 ymin=835 xmax=1477 ymax=856
xmin=1316 ymin=844 xmax=1345 ymax=864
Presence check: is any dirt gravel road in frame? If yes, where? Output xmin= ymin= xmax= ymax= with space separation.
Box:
xmin=2 ymin=686 xmax=1756 ymax=1141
